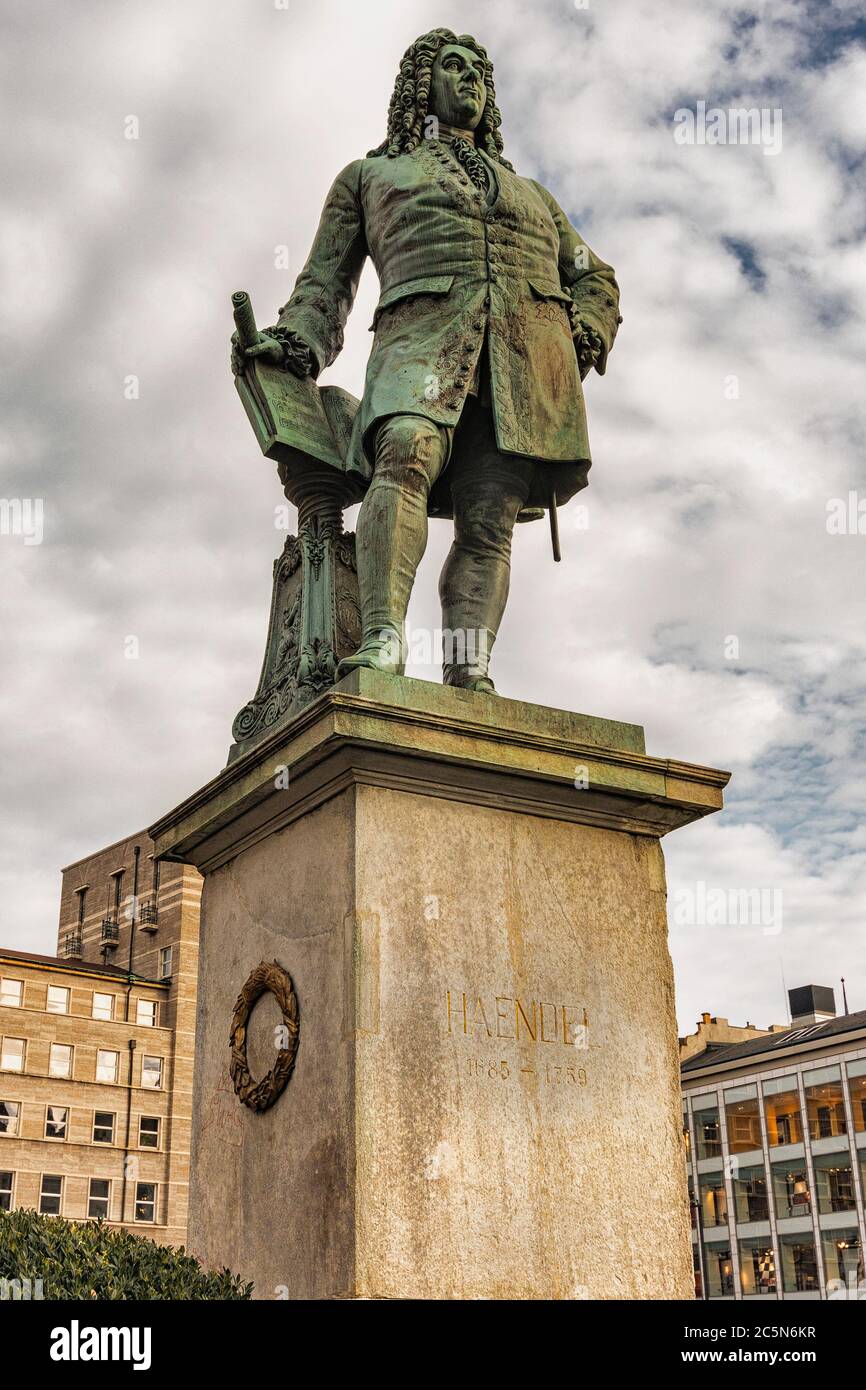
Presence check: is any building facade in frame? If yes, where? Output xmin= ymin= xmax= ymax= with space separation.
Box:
xmin=0 ymin=830 xmax=201 ymax=1245
xmin=683 ymin=987 xmax=866 ymax=1301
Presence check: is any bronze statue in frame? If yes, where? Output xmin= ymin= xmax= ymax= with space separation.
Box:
xmin=232 ymin=27 xmax=620 ymax=695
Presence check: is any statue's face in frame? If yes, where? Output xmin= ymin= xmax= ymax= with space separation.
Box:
xmin=429 ymin=44 xmax=486 ymax=130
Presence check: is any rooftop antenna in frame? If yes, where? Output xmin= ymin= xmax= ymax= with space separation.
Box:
xmin=841 ymin=977 xmax=849 ymax=1014
xmin=779 ymin=957 xmax=790 ymax=1023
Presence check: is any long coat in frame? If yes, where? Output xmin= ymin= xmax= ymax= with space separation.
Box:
xmin=276 ymin=140 xmax=621 ymax=510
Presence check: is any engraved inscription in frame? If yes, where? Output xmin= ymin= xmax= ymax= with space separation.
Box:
xmin=446 ymin=989 xmax=588 ymax=1047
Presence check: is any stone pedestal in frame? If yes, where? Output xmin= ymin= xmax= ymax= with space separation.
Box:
xmin=149 ymin=672 xmax=729 ymax=1300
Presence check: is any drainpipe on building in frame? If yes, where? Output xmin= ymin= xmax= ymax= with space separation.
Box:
xmin=121 ymin=1038 xmax=137 ymax=1225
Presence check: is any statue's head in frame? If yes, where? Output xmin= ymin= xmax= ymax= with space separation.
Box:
xmin=370 ymin=28 xmax=512 ymax=166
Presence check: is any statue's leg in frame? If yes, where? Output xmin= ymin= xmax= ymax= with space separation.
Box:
xmin=337 ymin=414 xmax=450 ymax=678
xmin=439 ymin=410 xmax=533 ymax=693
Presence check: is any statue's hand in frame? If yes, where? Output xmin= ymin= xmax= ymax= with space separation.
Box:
xmin=574 ymin=320 xmax=604 ymax=381
xmin=231 ymin=330 xmax=285 ymax=376
xmin=231 ymin=325 xmax=314 ymax=379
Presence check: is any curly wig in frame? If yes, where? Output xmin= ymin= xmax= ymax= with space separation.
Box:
xmin=369 ymin=28 xmax=512 ymax=169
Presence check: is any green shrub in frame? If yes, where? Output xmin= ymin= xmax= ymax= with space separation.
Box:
xmin=0 ymin=1208 xmax=252 ymax=1300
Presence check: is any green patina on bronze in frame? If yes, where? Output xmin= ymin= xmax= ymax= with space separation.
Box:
xmin=230 ymin=27 xmax=620 ymax=718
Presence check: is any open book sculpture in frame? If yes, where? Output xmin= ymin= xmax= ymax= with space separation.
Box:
xmin=228 ymin=291 xmax=364 ymax=760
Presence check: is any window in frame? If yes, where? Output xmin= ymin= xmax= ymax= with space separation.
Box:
xmin=49 ymin=1043 xmax=73 ymax=1079
xmin=724 ymin=1086 xmax=762 ymax=1154
xmin=93 ymin=1111 xmax=115 ymax=1144
xmin=45 ymin=1105 xmax=68 ymax=1140
xmin=731 ymin=1162 xmax=769 ymax=1223
xmin=159 ymin=946 xmax=172 ymax=981
xmin=134 ymin=1181 xmax=157 ymax=1223
xmin=87 ymin=1178 xmax=111 ymax=1220
xmin=703 ymin=1240 xmax=734 ymax=1298
xmin=804 ymin=1065 xmax=847 ymax=1140
xmin=1 ymin=1038 xmax=25 ymax=1072
xmin=698 ymin=1172 xmax=728 ymax=1228
xmin=92 ymin=992 xmax=114 ymax=1021
xmin=96 ymin=1049 xmax=119 ymax=1084
xmin=39 ymin=1174 xmax=63 ymax=1216
xmin=0 ymin=1171 xmax=12 ymax=1211
xmin=0 ymin=1101 xmax=21 ymax=1137
xmin=739 ymin=1238 xmax=776 ymax=1296
xmin=812 ymin=1151 xmax=856 ymax=1214
xmin=111 ymin=870 xmax=124 ymax=919
xmin=136 ymin=999 xmax=157 ymax=1028
xmin=778 ymin=1232 xmax=818 ymax=1293
xmin=0 ymin=978 xmax=23 ymax=1008
xmin=848 ymin=1061 xmax=866 ymax=1132
xmin=822 ymin=1228 xmax=862 ymax=1287
xmin=76 ymin=886 xmax=87 ymax=927
xmin=692 ymin=1101 xmax=722 ymax=1160
xmin=138 ymin=1116 xmax=160 ymax=1149
xmin=771 ymin=1161 xmax=811 ymax=1217
xmin=141 ymin=1056 xmax=163 ymax=1089
xmin=46 ymin=985 xmax=70 ymax=1015
xmin=762 ymin=1077 xmax=803 ymax=1146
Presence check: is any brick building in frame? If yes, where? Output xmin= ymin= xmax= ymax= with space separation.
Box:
xmin=0 ymin=830 xmax=201 ymax=1244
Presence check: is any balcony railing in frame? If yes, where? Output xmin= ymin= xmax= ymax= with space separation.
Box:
xmin=100 ymin=919 xmax=120 ymax=946
xmin=61 ymin=933 xmax=83 ymax=959
xmin=138 ymin=902 xmax=159 ymax=933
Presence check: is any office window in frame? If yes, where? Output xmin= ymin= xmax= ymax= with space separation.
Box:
xmin=1 ymin=1038 xmax=25 ymax=1072
xmin=141 ymin=1056 xmax=163 ymax=1090
xmin=771 ymin=1160 xmax=811 ymax=1218
xmin=812 ymin=1150 xmax=856 ymax=1215
xmin=92 ymin=992 xmax=114 ymax=1021
xmin=49 ymin=1043 xmax=73 ymax=1079
xmin=848 ymin=1061 xmax=866 ymax=1132
xmin=762 ymin=1076 xmax=803 ymax=1146
xmin=0 ymin=978 xmax=23 ymax=1008
xmin=139 ymin=1116 xmax=161 ymax=1149
xmin=39 ymin=1174 xmax=63 ymax=1216
xmin=93 ymin=1111 xmax=115 ymax=1144
xmin=731 ymin=1162 xmax=769 ymax=1224
xmin=698 ymin=1172 xmax=728 ymax=1228
xmin=159 ymin=946 xmax=172 ymax=981
xmin=0 ymin=1171 xmax=12 ymax=1211
xmin=96 ymin=1049 xmax=119 ymax=1084
xmin=0 ymin=1101 xmax=21 ymax=1137
xmin=778 ymin=1232 xmax=818 ymax=1293
xmin=134 ymin=1182 xmax=157 ymax=1223
xmin=822 ymin=1228 xmax=862 ymax=1287
xmin=46 ymin=985 xmax=70 ymax=1015
xmin=45 ymin=1106 xmax=68 ymax=1140
xmin=739 ymin=1238 xmax=776 ymax=1296
xmin=804 ymin=1066 xmax=847 ymax=1140
xmin=692 ymin=1101 xmax=722 ymax=1160
xmin=87 ymin=1178 xmax=111 ymax=1220
xmin=724 ymin=1085 xmax=762 ymax=1154
xmin=136 ymin=999 xmax=157 ymax=1028
xmin=704 ymin=1240 xmax=734 ymax=1298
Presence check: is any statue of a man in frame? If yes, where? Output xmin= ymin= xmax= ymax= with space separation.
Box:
xmin=233 ymin=27 xmax=621 ymax=693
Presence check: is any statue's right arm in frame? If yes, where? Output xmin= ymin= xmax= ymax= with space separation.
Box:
xmin=272 ymin=161 xmax=368 ymax=378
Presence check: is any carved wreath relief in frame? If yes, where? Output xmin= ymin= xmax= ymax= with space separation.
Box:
xmin=229 ymin=960 xmax=300 ymax=1112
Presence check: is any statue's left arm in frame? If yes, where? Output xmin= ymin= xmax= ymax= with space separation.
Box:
xmin=530 ymin=181 xmax=622 ymax=379
xmin=273 ymin=160 xmax=368 ymax=377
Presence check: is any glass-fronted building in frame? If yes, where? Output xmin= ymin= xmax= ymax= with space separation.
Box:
xmin=682 ymin=993 xmax=866 ymax=1300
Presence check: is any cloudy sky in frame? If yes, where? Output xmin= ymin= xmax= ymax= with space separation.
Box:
xmin=2 ymin=0 xmax=864 ymax=1033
